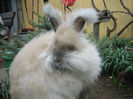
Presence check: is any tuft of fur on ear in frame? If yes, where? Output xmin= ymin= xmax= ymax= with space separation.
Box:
xmin=66 ymin=8 xmax=98 ymax=24
xmin=43 ymin=3 xmax=63 ymax=31
xmin=66 ymin=8 xmax=99 ymax=31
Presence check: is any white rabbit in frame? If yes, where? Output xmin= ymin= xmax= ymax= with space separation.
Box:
xmin=10 ymin=3 xmax=101 ymax=99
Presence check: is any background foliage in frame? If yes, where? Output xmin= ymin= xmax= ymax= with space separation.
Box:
xmin=97 ymin=37 xmax=133 ymax=88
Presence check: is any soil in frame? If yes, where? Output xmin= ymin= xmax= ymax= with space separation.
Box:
xmin=89 ymin=75 xmax=133 ymax=99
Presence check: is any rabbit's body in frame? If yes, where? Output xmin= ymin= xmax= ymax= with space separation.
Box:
xmin=10 ymin=3 xmax=101 ymax=99
xmin=10 ymin=31 xmax=82 ymax=99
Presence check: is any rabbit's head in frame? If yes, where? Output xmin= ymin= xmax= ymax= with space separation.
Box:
xmin=42 ymin=4 xmax=101 ymax=75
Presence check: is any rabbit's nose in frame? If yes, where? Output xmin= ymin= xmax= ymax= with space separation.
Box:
xmin=55 ymin=58 xmax=61 ymax=63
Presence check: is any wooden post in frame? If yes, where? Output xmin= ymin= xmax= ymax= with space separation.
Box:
xmin=93 ymin=22 xmax=100 ymax=41
xmin=15 ymin=0 xmax=20 ymax=32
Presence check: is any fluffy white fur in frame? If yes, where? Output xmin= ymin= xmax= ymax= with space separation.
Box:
xmin=10 ymin=3 xmax=101 ymax=99
xmin=66 ymin=8 xmax=98 ymax=25
xmin=43 ymin=3 xmax=63 ymax=24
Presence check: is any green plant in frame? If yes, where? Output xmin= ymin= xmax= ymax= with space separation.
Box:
xmin=97 ymin=37 xmax=129 ymax=53
xmin=111 ymin=37 xmax=129 ymax=49
xmin=0 ymin=23 xmax=6 ymax=39
xmin=102 ymin=47 xmax=133 ymax=75
xmin=127 ymin=40 xmax=133 ymax=48
xmin=112 ymin=73 xmax=127 ymax=89
xmin=0 ymin=79 xmax=11 ymax=99
xmin=87 ymin=32 xmax=97 ymax=43
xmin=0 ymin=38 xmax=24 ymax=68
xmin=29 ymin=11 xmax=52 ymax=30
xmin=0 ymin=23 xmax=5 ymax=30
xmin=0 ymin=38 xmax=25 ymax=54
xmin=0 ymin=37 xmax=25 ymax=68
xmin=27 ymin=29 xmax=47 ymax=41
xmin=97 ymin=37 xmax=111 ymax=54
xmin=98 ymin=37 xmax=133 ymax=87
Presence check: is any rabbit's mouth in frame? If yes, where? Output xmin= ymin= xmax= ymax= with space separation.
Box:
xmin=43 ymin=49 xmax=91 ymax=73
xmin=42 ymin=52 xmax=74 ymax=72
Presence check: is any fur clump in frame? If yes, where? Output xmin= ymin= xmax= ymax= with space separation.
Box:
xmin=10 ymin=3 xmax=101 ymax=99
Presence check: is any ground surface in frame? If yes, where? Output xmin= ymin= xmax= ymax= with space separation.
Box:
xmin=89 ymin=75 xmax=133 ymax=99
xmin=0 ymin=63 xmax=133 ymax=99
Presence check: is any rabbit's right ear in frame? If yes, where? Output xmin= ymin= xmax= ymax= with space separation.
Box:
xmin=43 ymin=3 xmax=63 ymax=32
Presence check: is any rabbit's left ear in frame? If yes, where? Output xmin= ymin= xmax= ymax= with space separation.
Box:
xmin=43 ymin=3 xmax=63 ymax=32
xmin=68 ymin=8 xmax=99 ymax=32
xmin=49 ymin=17 xmax=59 ymax=32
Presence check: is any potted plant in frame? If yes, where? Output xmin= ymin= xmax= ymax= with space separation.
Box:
xmin=2 ymin=51 xmax=15 ymax=68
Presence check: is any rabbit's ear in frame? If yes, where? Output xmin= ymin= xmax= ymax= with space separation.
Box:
xmin=67 ymin=8 xmax=99 ymax=32
xmin=73 ymin=17 xmax=85 ymax=32
xmin=49 ymin=17 xmax=59 ymax=32
xmin=43 ymin=3 xmax=63 ymax=32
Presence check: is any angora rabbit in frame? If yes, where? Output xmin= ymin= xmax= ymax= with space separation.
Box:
xmin=10 ymin=3 xmax=101 ymax=99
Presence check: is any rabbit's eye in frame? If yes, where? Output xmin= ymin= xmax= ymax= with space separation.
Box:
xmin=68 ymin=45 xmax=75 ymax=51
xmin=60 ymin=45 xmax=75 ymax=51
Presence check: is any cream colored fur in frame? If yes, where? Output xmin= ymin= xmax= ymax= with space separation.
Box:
xmin=10 ymin=3 xmax=101 ymax=99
